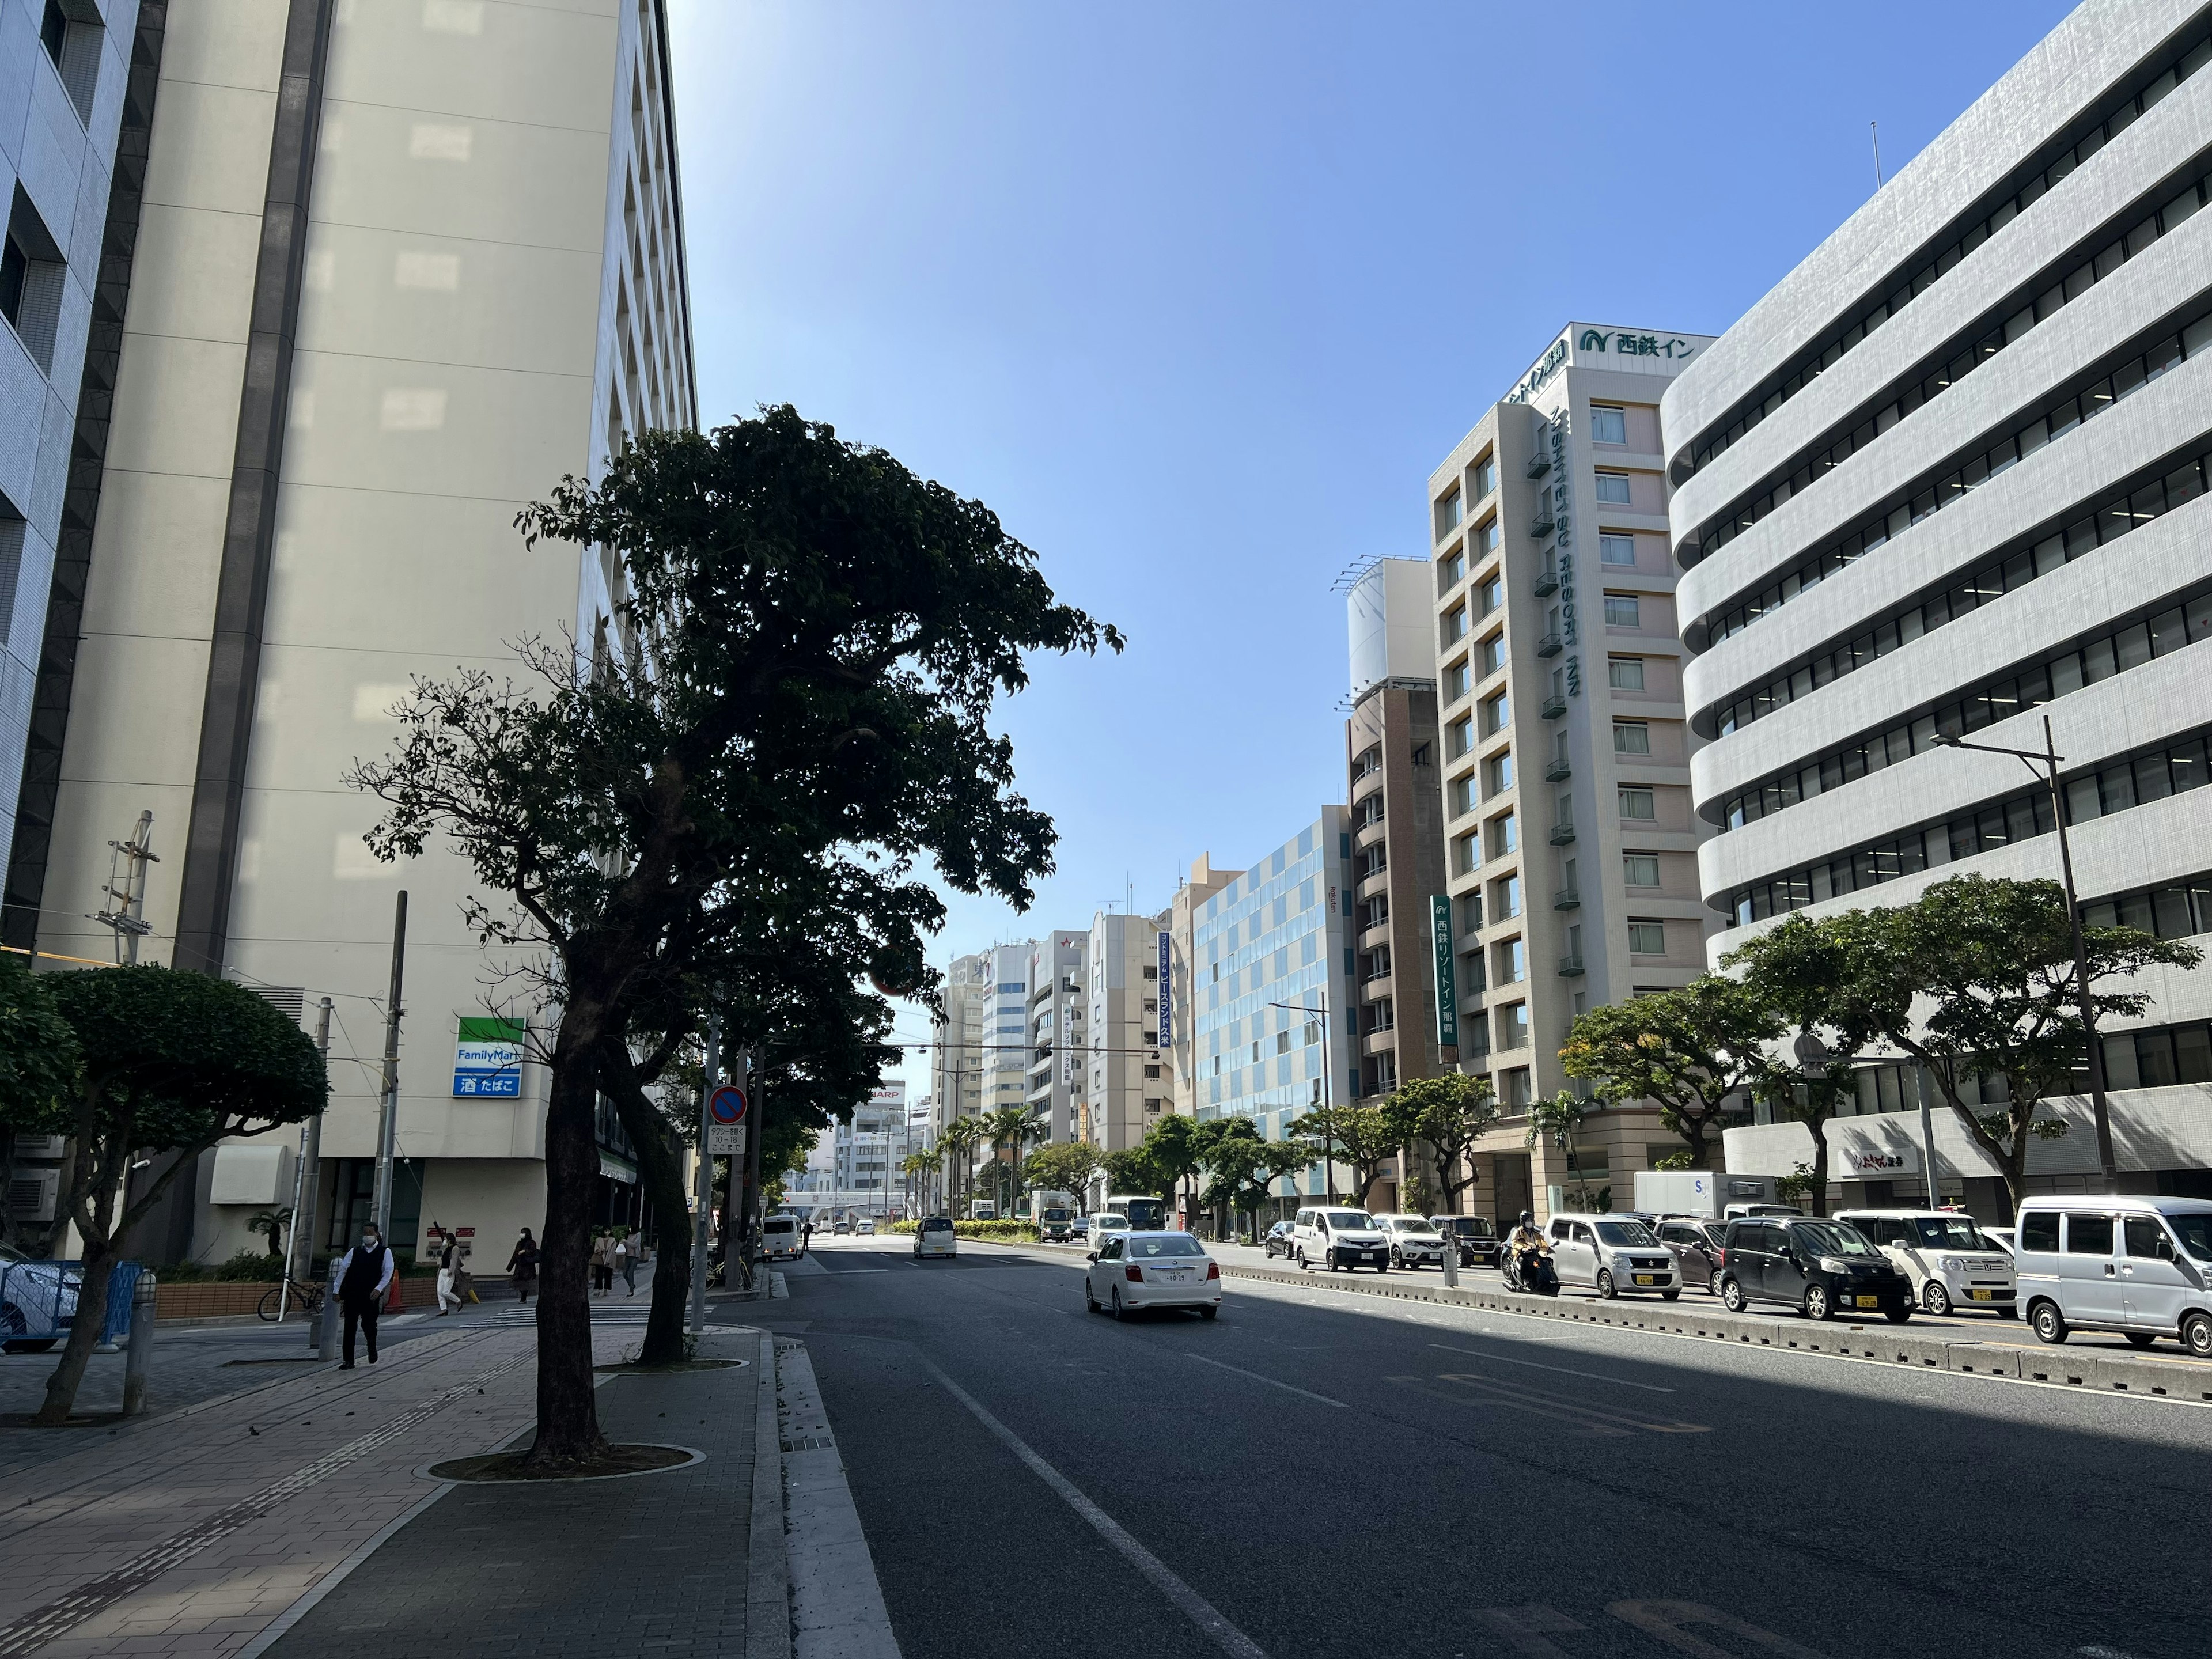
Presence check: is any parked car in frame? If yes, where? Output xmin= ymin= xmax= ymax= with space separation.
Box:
xmin=1981 ymin=1225 xmax=2016 ymax=1256
xmin=1718 ymin=1216 xmax=1912 ymax=1322
xmin=1085 ymin=1231 xmax=1221 ymax=1320
xmin=1429 ymin=1215 xmax=1501 ymax=1267
xmin=1374 ymin=1214 xmax=1446 ymax=1270
xmin=912 ymin=1216 xmax=957 ymax=1260
xmin=0 ymin=1241 xmax=75 ymax=1354
xmin=1262 ymin=1220 xmax=1296 ymax=1259
xmin=1290 ymin=1207 xmax=1389 ymax=1272
xmin=1653 ymin=1216 xmax=1728 ymax=1294
xmin=1546 ymin=1215 xmax=1681 ymax=1299
xmin=2014 ymin=1196 xmax=2212 ymax=1355
xmin=761 ymin=1214 xmax=805 ymax=1263
xmin=1834 ymin=1209 xmax=2017 ymax=1317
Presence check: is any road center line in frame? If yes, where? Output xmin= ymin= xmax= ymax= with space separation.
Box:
xmin=914 ymin=1353 xmax=1270 ymax=1659
xmin=1431 ymin=1343 xmax=1675 ymax=1392
xmin=1181 ymin=1352 xmax=1348 ymax=1408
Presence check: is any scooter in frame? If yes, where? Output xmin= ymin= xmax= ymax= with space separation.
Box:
xmin=1502 ymin=1239 xmax=1559 ymax=1296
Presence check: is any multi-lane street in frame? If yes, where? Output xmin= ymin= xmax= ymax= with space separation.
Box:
xmin=767 ymin=1234 xmax=2212 ymax=1659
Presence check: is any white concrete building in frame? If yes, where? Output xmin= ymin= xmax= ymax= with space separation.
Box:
xmin=1085 ymin=910 xmax=1164 ymax=1155
xmin=18 ymin=0 xmax=695 ymax=1266
xmin=1022 ymin=929 xmax=1086 ymax=1146
xmin=1666 ymin=0 xmax=2212 ymax=1210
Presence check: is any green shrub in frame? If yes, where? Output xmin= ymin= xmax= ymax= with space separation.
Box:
xmin=887 ymin=1220 xmax=918 ymax=1235
xmin=954 ymin=1220 xmax=1039 ymax=1243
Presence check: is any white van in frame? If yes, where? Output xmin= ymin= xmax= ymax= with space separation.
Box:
xmin=2014 ymin=1196 xmax=2212 ymax=1355
xmin=761 ymin=1213 xmax=804 ymax=1263
xmin=1290 ymin=1206 xmax=1389 ymax=1272
xmin=1834 ymin=1209 xmax=2016 ymax=1317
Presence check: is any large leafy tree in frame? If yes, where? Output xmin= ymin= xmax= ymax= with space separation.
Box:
xmin=1022 ymin=1141 xmax=1100 ymax=1201
xmin=1793 ymin=876 xmax=2199 ymax=1211
xmin=1100 ymin=1144 xmax=1165 ymax=1202
xmin=1138 ymin=1113 xmax=1208 ymax=1224
xmin=1559 ymin=977 xmax=1784 ymax=1172
xmin=1291 ymin=1103 xmax=1400 ymax=1210
xmin=1381 ymin=1073 xmax=1499 ymax=1215
xmin=13 ymin=968 xmax=325 ymax=1422
xmin=1526 ymin=1092 xmax=1596 ymax=1211
xmin=348 ymin=408 xmax=1117 ymax=1467
xmin=0 ymin=954 xmax=79 ymax=1256
xmin=1198 ymin=1119 xmax=1312 ymax=1241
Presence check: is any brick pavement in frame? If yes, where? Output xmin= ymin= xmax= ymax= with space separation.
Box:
xmin=253 ymin=1328 xmax=767 ymax=1659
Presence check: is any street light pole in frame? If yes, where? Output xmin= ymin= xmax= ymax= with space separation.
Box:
xmin=1270 ymin=987 xmax=1336 ymax=1205
xmin=1936 ymin=718 xmax=2116 ymax=1192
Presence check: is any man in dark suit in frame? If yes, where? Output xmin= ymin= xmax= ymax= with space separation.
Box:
xmin=334 ymin=1223 xmax=395 ymax=1368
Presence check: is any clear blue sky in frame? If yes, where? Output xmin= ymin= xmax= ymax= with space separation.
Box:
xmin=666 ymin=0 xmax=2078 ymax=1081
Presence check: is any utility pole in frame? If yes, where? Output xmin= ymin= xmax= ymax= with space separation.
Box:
xmin=689 ymin=1010 xmax=721 ymax=1334
xmin=372 ymin=891 xmax=408 ymax=1239
xmin=742 ymin=1045 xmax=766 ymax=1279
xmin=285 ymin=998 xmax=334 ymax=1325
xmin=94 ymin=811 xmax=158 ymax=964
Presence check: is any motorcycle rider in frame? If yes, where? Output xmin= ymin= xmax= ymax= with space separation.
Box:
xmin=1503 ymin=1210 xmax=1554 ymax=1292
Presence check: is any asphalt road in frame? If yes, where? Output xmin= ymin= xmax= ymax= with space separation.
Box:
xmin=765 ymin=1233 xmax=2212 ymax=1659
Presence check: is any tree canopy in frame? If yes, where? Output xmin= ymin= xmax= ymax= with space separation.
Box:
xmin=1559 ymin=976 xmax=1782 ymax=1171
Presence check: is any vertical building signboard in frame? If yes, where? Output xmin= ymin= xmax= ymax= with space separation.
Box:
xmin=1157 ymin=930 xmax=1173 ymax=1047
xmin=1430 ymin=896 xmax=1458 ymax=1048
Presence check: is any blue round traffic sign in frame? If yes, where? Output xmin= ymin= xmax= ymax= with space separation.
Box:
xmin=709 ymin=1085 xmax=748 ymax=1124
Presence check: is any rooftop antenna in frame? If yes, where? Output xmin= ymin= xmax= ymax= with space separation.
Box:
xmin=95 ymin=810 xmax=158 ymax=964
xmin=1870 ymin=120 xmax=1884 ymax=189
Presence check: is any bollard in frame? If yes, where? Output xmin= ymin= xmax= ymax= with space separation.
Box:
xmin=317 ymin=1273 xmax=340 ymax=1362
xmin=122 ymin=1271 xmax=157 ymax=1417
xmin=1441 ymin=1239 xmax=1459 ymax=1289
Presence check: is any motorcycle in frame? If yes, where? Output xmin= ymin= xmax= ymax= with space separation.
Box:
xmin=1502 ymin=1237 xmax=1559 ymax=1296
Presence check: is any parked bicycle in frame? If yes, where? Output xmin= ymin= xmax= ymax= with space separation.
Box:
xmin=257 ymin=1278 xmax=325 ymax=1321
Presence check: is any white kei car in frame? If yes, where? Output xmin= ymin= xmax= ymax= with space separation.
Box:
xmin=1085 ymin=1230 xmax=1221 ymax=1320
xmin=912 ymin=1216 xmax=957 ymax=1260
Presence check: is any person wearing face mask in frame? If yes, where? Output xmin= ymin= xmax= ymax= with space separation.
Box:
xmin=335 ymin=1223 xmax=396 ymax=1368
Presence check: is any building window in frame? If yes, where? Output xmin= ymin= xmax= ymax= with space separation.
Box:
xmin=1435 ymin=487 xmax=1463 ymax=540
xmin=39 ymin=1 xmax=99 ymax=123
xmin=1498 ymin=1003 xmax=1530 ymax=1051
xmin=1619 ymin=787 xmax=1657 ymax=820
xmin=1624 ymin=854 xmax=1661 ymax=888
xmin=1590 ymin=405 xmax=1627 ymax=445
xmin=1628 ymin=921 xmax=1666 ymax=955
xmin=1446 ymin=661 xmax=1471 ymax=702
xmin=1453 ymin=832 xmax=1477 ymax=876
xmin=1475 ymin=455 xmax=1499 ymax=498
xmin=1442 ymin=604 xmax=1468 ymax=646
xmin=1447 ymin=715 xmax=1474 ymax=758
xmin=1484 ymin=750 xmax=1514 ymax=796
xmin=1599 ymin=533 xmax=1636 ymax=566
xmin=1480 ymin=690 xmax=1510 ymax=736
xmin=1603 ymin=594 xmax=1641 ymax=628
xmin=1487 ymin=812 xmax=1517 ymax=859
xmin=0 ymin=197 xmax=64 ymax=373
xmin=1438 ymin=549 xmax=1464 ymax=592
xmin=1594 ymin=471 xmax=1632 ymax=505
xmin=1495 ymin=938 xmax=1526 ymax=984
xmin=1491 ymin=874 xmax=1521 ymax=919
xmin=1478 ymin=575 xmax=1503 ymax=618
xmin=1613 ymin=721 xmax=1651 ymax=755
xmin=1476 ymin=517 xmax=1501 ymax=554
xmin=1448 ymin=774 xmax=1475 ymax=818
xmin=1479 ymin=632 xmax=1507 ymax=677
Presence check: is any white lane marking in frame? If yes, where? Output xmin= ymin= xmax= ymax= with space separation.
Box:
xmin=1609 ymin=1600 xmax=1828 ymax=1657
xmin=1181 ymin=1352 xmax=1347 ymax=1409
xmin=824 ymin=1267 xmax=890 ymax=1275
xmin=1431 ymin=1342 xmax=1675 ymax=1393
xmin=915 ymin=1353 xmax=1269 ymax=1659
xmin=2078 ymin=1647 xmax=2145 ymax=1658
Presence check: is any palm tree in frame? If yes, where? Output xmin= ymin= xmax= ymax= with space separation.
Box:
xmin=984 ymin=1105 xmax=1031 ymax=1218
xmin=942 ymin=1116 xmax=984 ymax=1213
xmin=900 ymin=1147 xmax=943 ymax=1217
xmin=247 ymin=1207 xmax=291 ymax=1262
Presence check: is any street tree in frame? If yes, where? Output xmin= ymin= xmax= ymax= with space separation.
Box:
xmin=349 ymin=408 xmax=1116 ymax=1467
xmin=1100 ymin=1145 xmax=1165 ymax=1202
xmin=1381 ymin=1073 xmax=1499 ymax=1215
xmin=942 ymin=1116 xmax=988 ymax=1211
xmin=1291 ymin=1103 xmax=1400 ymax=1210
xmin=1793 ymin=876 xmax=2199 ymax=1212
xmin=20 ymin=967 xmax=324 ymax=1423
xmin=1197 ymin=1120 xmax=1311 ymax=1242
xmin=1559 ymin=976 xmax=1785 ymax=1173
xmin=1526 ymin=1092 xmax=1596 ymax=1212
xmin=0 ymin=953 xmax=79 ymax=1256
xmin=984 ymin=1105 xmax=1033 ymax=1217
xmin=1139 ymin=1113 xmax=1207 ymax=1225
xmin=1022 ymin=1141 xmax=1100 ymax=1202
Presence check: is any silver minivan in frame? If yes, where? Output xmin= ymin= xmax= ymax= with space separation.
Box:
xmin=2014 ymin=1195 xmax=2212 ymax=1355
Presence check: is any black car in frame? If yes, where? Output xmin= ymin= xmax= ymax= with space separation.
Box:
xmin=1262 ymin=1221 xmax=1295 ymax=1259
xmin=1429 ymin=1215 xmax=1501 ymax=1268
xmin=1718 ymin=1217 xmax=1912 ymax=1323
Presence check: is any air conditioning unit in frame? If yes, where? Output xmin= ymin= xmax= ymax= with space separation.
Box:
xmin=9 ymin=1132 xmax=66 ymax=1160
xmin=7 ymin=1168 xmax=58 ymax=1222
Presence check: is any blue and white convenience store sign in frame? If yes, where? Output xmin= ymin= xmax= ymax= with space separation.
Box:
xmin=453 ymin=1017 xmax=525 ymax=1097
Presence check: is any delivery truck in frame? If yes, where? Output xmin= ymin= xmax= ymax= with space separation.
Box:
xmin=1631 ymin=1170 xmax=1796 ymax=1219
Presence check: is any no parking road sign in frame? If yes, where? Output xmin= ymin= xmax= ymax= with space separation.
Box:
xmin=707 ymin=1084 xmax=748 ymax=1155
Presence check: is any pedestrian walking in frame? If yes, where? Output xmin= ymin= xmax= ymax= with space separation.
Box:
xmin=590 ymin=1230 xmax=615 ymax=1297
xmin=506 ymin=1228 xmax=540 ymax=1305
xmin=615 ymin=1229 xmax=637 ymax=1296
xmin=335 ymin=1223 xmax=394 ymax=1368
xmin=435 ymin=1229 xmax=463 ymax=1316
xmin=801 ymin=1218 xmax=813 ymax=1257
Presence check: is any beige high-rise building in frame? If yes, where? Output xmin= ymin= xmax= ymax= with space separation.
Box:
xmin=1427 ymin=324 xmax=1714 ymax=1222
xmin=1161 ymin=854 xmax=1240 ymax=1119
xmin=23 ymin=0 xmax=695 ymax=1266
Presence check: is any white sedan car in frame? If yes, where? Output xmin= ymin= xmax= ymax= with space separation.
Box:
xmin=1085 ymin=1231 xmax=1221 ymax=1320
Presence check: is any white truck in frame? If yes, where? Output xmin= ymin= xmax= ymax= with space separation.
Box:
xmin=1027 ymin=1191 xmax=1076 ymax=1241
xmin=1632 ymin=1170 xmax=1794 ymax=1219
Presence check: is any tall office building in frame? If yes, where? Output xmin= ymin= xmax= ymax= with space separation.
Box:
xmin=0 ymin=0 xmax=145 ymax=907
xmin=1344 ymin=558 xmax=1453 ymax=1111
xmin=1083 ymin=910 xmax=1165 ymax=1156
xmin=1021 ymin=929 xmax=1086 ymax=1146
xmin=1670 ymin=0 xmax=2212 ymax=1209
xmin=1427 ymin=323 xmax=1715 ymax=1221
xmin=1160 ymin=853 xmax=1241 ymax=1119
xmin=12 ymin=1 xmax=694 ymax=1264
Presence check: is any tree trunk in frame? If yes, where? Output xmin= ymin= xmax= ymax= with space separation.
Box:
xmin=596 ymin=1050 xmax=692 ymax=1366
xmin=524 ymin=1017 xmax=609 ymax=1469
xmin=35 ymin=1086 xmax=128 ymax=1425
xmin=35 ymin=1234 xmax=112 ymax=1424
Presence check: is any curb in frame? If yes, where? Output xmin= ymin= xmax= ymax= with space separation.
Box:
xmin=1218 ymin=1260 xmax=2212 ymax=1404
xmin=746 ymin=1327 xmax=791 ymax=1659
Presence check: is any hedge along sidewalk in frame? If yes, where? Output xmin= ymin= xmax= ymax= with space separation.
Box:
xmin=1215 ymin=1259 xmax=2212 ymax=1406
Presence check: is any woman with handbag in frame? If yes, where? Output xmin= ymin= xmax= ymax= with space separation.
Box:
xmin=506 ymin=1228 xmax=540 ymax=1305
